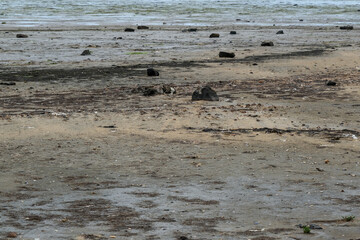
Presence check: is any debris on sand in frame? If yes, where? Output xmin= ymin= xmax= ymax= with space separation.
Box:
xmin=81 ymin=50 xmax=91 ymax=56
xmin=192 ymin=86 xmax=219 ymax=101
xmin=219 ymin=51 xmax=235 ymax=58
xmin=276 ymin=30 xmax=284 ymax=34
xmin=261 ymin=41 xmax=274 ymax=46
xmin=147 ymin=68 xmax=159 ymax=76
xmin=16 ymin=34 xmax=28 ymax=38
xmin=210 ymin=33 xmax=220 ymax=38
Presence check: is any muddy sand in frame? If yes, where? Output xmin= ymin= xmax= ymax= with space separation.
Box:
xmin=0 ymin=25 xmax=360 ymax=239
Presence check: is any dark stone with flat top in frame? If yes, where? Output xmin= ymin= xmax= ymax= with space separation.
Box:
xmin=124 ymin=28 xmax=135 ymax=32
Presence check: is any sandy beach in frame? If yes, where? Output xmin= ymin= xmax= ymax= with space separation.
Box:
xmin=1 ymin=24 xmax=360 ymax=239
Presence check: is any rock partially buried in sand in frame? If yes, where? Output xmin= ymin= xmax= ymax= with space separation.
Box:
xmin=276 ymin=30 xmax=284 ymax=34
xmin=16 ymin=34 xmax=28 ymax=38
xmin=147 ymin=68 xmax=159 ymax=76
xmin=81 ymin=50 xmax=91 ymax=56
xmin=137 ymin=25 xmax=149 ymax=29
xmin=124 ymin=28 xmax=135 ymax=32
xmin=230 ymin=31 xmax=237 ymax=35
xmin=210 ymin=33 xmax=220 ymax=38
xmin=219 ymin=51 xmax=235 ymax=58
xmin=261 ymin=41 xmax=274 ymax=46
xmin=192 ymin=86 xmax=219 ymax=101
xmin=339 ymin=25 xmax=354 ymax=30
xmin=326 ymin=80 xmax=337 ymax=86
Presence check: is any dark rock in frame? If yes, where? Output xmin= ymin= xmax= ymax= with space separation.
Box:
xmin=340 ymin=25 xmax=354 ymax=30
xmin=276 ymin=30 xmax=284 ymax=34
xmin=124 ymin=28 xmax=135 ymax=32
xmin=210 ymin=33 xmax=220 ymax=38
xmin=261 ymin=41 xmax=274 ymax=46
xmin=162 ymin=85 xmax=176 ymax=94
xmin=219 ymin=51 xmax=235 ymax=58
xmin=143 ymin=87 xmax=158 ymax=96
xmin=299 ymin=19 xmax=304 ymax=21
xmin=326 ymin=80 xmax=336 ymax=86
xmin=81 ymin=50 xmax=91 ymax=56
xmin=16 ymin=34 xmax=28 ymax=38
xmin=137 ymin=25 xmax=149 ymax=29
xmin=147 ymin=68 xmax=159 ymax=76
xmin=230 ymin=31 xmax=237 ymax=34
xmin=192 ymin=86 xmax=219 ymax=101
xmin=0 ymin=82 xmax=16 ymax=86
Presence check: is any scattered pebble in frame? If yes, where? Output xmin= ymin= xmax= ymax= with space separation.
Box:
xmin=326 ymin=80 xmax=336 ymax=86
xmin=219 ymin=51 xmax=235 ymax=58
xmin=276 ymin=30 xmax=284 ymax=34
xmin=210 ymin=33 xmax=220 ymax=38
xmin=124 ymin=28 xmax=135 ymax=32
xmin=230 ymin=31 xmax=237 ymax=34
xmin=137 ymin=25 xmax=149 ymax=29
xmin=261 ymin=41 xmax=274 ymax=46
xmin=81 ymin=50 xmax=91 ymax=56
xmin=16 ymin=34 xmax=28 ymax=38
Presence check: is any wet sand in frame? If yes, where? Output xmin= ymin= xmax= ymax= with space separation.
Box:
xmin=1 ymin=25 xmax=360 ymax=239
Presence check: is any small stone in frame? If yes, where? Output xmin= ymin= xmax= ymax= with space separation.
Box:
xmin=326 ymin=80 xmax=336 ymax=86
xmin=178 ymin=236 xmax=189 ymax=240
xmin=7 ymin=232 xmax=17 ymax=238
xmin=219 ymin=51 xmax=235 ymax=58
xmin=230 ymin=31 xmax=237 ymax=34
xmin=124 ymin=28 xmax=135 ymax=32
xmin=16 ymin=34 xmax=28 ymax=38
xmin=261 ymin=41 xmax=274 ymax=46
xmin=81 ymin=50 xmax=91 ymax=56
xmin=147 ymin=68 xmax=159 ymax=76
xmin=183 ymin=28 xmax=197 ymax=32
xmin=339 ymin=25 xmax=353 ymax=30
xmin=324 ymin=159 xmax=330 ymax=164
xmin=210 ymin=33 xmax=220 ymax=38
xmin=276 ymin=30 xmax=284 ymax=34
xmin=299 ymin=19 xmax=304 ymax=22
xmin=192 ymin=86 xmax=219 ymax=101
xmin=137 ymin=25 xmax=149 ymax=29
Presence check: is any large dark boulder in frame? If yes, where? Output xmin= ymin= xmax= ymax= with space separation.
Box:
xmin=192 ymin=86 xmax=219 ymax=101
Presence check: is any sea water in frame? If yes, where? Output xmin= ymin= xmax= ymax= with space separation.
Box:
xmin=0 ymin=0 xmax=359 ymax=27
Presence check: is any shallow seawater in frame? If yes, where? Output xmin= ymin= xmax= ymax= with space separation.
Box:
xmin=0 ymin=0 xmax=359 ymax=27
